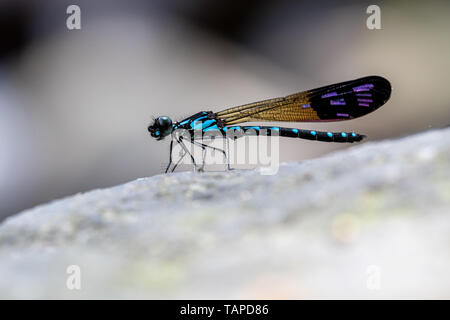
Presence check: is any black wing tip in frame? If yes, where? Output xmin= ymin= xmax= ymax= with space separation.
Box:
xmin=361 ymin=75 xmax=392 ymax=100
xmin=360 ymin=75 xmax=390 ymax=83
xmin=358 ymin=74 xmax=391 ymax=86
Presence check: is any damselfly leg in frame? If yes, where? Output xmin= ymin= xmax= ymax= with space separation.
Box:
xmin=192 ymin=139 xmax=230 ymax=171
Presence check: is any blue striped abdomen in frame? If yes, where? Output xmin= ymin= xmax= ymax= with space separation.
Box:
xmin=221 ymin=126 xmax=365 ymax=143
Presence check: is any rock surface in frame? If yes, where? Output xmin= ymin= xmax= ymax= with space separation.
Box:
xmin=1 ymin=128 xmax=450 ymax=299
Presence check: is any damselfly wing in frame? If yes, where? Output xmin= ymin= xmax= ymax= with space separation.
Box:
xmin=216 ymin=76 xmax=391 ymax=124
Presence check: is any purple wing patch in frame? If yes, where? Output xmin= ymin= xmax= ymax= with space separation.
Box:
xmin=330 ymin=98 xmax=346 ymax=105
xmin=353 ymin=83 xmax=374 ymax=92
xmin=321 ymin=92 xmax=338 ymax=98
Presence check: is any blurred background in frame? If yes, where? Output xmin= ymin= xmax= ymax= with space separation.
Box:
xmin=0 ymin=0 xmax=449 ymax=221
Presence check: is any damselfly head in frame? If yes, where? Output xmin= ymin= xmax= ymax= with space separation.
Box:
xmin=148 ymin=116 xmax=173 ymax=140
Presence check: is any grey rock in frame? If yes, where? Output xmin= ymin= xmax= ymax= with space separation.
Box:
xmin=1 ymin=128 xmax=450 ymax=299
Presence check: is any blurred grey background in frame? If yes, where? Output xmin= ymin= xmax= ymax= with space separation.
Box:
xmin=0 ymin=0 xmax=449 ymax=221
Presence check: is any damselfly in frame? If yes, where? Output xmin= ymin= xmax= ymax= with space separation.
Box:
xmin=148 ymin=76 xmax=391 ymax=173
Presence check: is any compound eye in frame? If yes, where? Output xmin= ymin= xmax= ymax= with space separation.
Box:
xmin=157 ymin=116 xmax=172 ymax=128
